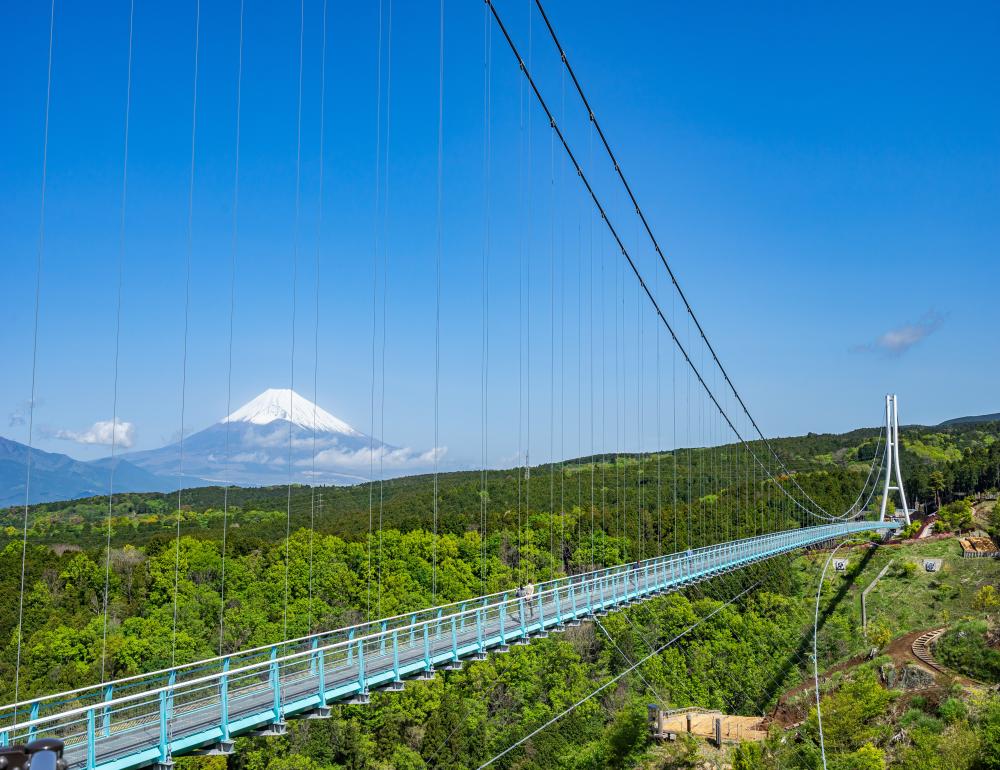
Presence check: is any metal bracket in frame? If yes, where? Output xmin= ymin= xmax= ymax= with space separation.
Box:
xmin=250 ymin=722 xmax=287 ymax=737
xmin=192 ymin=741 xmax=234 ymax=756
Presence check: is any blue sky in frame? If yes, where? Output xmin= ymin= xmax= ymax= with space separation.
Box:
xmin=2 ymin=0 xmax=998 ymax=473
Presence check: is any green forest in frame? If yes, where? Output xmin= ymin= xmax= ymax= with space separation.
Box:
xmin=2 ymin=419 xmax=1000 ymax=768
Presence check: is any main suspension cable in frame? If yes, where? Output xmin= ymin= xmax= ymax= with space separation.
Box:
xmin=531 ymin=0 xmax=832 ymax=519
xmin=485 ymin=0 xmax=839 ymax=524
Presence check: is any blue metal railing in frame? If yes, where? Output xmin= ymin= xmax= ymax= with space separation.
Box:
xmin=0 ymin=521 xmax=895 ymax=770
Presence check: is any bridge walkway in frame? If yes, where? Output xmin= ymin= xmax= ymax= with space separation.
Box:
xmin=0 ymin=521 xmax=894 ymax=770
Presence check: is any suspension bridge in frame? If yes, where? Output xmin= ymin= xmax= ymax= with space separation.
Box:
xmin=5 ymin=0 xmax=914 ymax=768
xmin=2 ymin=520 xmax=898 ymax=770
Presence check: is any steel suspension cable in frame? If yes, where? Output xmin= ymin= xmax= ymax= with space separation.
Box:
xmin=513 ymin=0 xmax=531 ymax=586
xmin=12 ymin=0 xmax=56 ymax=724
xmin=170 ymin=0 xmax=201 ymax=670
xmin=549 ymin=67 xmax=560 ymax=564
xmin=588 ymin=120 xmax=596 ymax=568
xmin=600 ymin=215 xmax=607 ymax=553
xmin=308 ymin=0 xmax=330 ymax=634
xmin=377 ymin=0 xmax=394 ymax=621
xmin=687 ymin=567 xmax=798 ymax=715
xmin=283 ymin=0 xmax=306 ymax=643
xmin=531 ymin=0 xmax=832 ymax=520
xmin=104 ymin=0 xmax=136 ymax=680
xmin=486 ymin=0 xmax=844 ymax=525
xmin=577 ymin=216 xmax=583 ymax=562
xmin=522 ymin=0 xmax=534 ymax=583
xmin=367 ymin=0 xmax=385 ymax=622
xmin=219 ymin=0 xmax=245 ymax=655
xmin=593 ymin=617 xmax=665 ymax=703
xmin=432 ymin=0 xmax=443 ymax=603
xmin=686 ymin=317 xmax=692 ymax=543
xmin=476 ymin=581 xmax=759 ymax=769
xmin=789 ymin=422 xmax=886 ymax=523
xmin=812 ymin=538 xmax=862 ymax=769
xmin=672 ymin=289 xmax=677 ymax=552
xmin=636 ymin=245 xmax=643 ymax=560
xmin=480 ymin=0 xmax=492 ymax=594
xmin=558 ymin=66 xmax=566 ymax=575
xmin=656 ymin=269 xmax=662 ymax=555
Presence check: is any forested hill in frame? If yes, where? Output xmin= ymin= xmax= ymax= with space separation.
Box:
xmin=0 ymin=420 xmax=999 ymax=769
xmin=3 ymin=419 xmax=998 ymax=550
xmin=939 ymin=412 xmax=1000 ymax=427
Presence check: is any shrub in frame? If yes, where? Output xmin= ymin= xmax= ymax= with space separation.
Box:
xmin=732 ymin=741 xmax=765 ymax=770
xmin=839 ymin=742 xmax=886 ymax=770
xmin=936 ymin=621 xmax=1000 ymax=683
xmin=975 ymin=585 xmax=1000 ymax=612
xmin=939 ymin=499 xmax=975 ymax=532
xmin=939 ymin=697 xmax=968 ymax=724
xmin=867 ymin=620 xmax=892 ymax=649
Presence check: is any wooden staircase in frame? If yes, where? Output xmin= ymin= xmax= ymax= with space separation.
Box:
xmin=911 ymin=628 xmax=948 ymax=674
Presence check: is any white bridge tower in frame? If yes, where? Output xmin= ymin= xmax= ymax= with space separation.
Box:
xmin=878 ymin=393 xmax=911 ymax=524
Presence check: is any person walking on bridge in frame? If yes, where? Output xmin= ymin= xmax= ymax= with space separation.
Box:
xmin=524 ymin=581 xmax=536 ymax=621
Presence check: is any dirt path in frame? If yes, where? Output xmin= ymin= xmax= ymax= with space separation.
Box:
xmin=885 ymin=628 xmax=937 ymax=671
xmin=766 ymin=653 xmax=869 ymax=727
xmin=767 ymin=628 xmax=950 ymax=728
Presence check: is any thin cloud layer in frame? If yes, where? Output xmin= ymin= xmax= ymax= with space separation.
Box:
xmin=306 ymin=444 xmax=447 ymax=472
xmin=53 ymin=418 xmax=136 ymax=448
xmin=8 ymin=398 xmax=42 ymax=428
xmin=855 ymin=311 xmax=944 ymax=357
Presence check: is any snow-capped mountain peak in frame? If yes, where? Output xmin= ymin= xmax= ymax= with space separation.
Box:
xmin=222 ymin=388 xmax=361 ymax=436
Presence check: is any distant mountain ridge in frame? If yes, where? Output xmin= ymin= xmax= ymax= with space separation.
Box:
xmin=0 ymin=437 xmax=169 ymax=508
xmin=1 ymin=389 xmax=393 ymax=505
xmin=5 ymin=393 xmax=995 ymax=507
xmin=938 ymin=412 xmax=1000 ymax=427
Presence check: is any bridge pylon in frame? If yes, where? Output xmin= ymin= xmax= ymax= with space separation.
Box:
xmin=878 ymin=394 xmax=911 ymax=525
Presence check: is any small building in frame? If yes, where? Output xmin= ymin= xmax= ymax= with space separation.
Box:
xmin=959 ymin=536 xmax=999 ymax=559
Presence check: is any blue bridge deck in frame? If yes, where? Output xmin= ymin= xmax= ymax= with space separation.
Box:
xmin=0 ymin=521 xmax=895 ymax=769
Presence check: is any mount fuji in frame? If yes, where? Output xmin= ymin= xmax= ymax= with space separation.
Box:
xmin=120 ymin=389 xmax=407 ymax=487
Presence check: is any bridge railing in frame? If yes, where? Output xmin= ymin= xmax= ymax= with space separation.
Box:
xmin=0 ymin=523 xmax=802 ymax=725
xmin=0 ymin=521 xmax=894 ymax=767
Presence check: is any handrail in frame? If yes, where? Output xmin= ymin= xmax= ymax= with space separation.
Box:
xmin=1 ymin=525 xmax=791 ymax=713
xmin=0 ymin=522 xmax=895 ymax=731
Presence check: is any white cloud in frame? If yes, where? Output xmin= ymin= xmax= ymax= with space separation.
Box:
xmin=305 ymin=445 xmax=447 ymax=472
xmin=53 ymin=418 xmax=136 ymax=449
xmin=8 ymin=398 xmax=42 ymax=428
xmin=855 ymin=311 xmax=944 ymax=357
